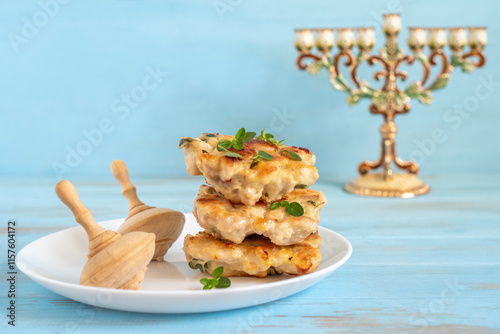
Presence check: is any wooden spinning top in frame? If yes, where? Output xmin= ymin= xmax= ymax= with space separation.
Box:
xmin=55 ymin=180 xmax=155 ymax=290
xmin=111 ymin=160 xmax=185 ymax=261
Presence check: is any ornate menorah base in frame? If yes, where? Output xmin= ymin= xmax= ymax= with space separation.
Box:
xmin=344 ymin=173 xmax=430 ymax=198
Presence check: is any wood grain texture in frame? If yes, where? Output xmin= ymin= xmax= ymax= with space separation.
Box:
xmin=111 ymin=160 xmax=186 ymax=261
xmin=1 ymin=174 xmax=499 ymax=333
xmin=54 ymin=180 xmax=156 ymax=290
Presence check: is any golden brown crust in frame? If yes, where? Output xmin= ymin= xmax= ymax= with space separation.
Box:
xmin=183 ymin=232 xmax=321 ymax=278
xmin=194 ymin=185 xmax=326 ymax=245
xmin=180 ymin=133 xmax=319 ymax=205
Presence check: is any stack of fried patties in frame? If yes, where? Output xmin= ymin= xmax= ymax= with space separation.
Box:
xmin=179 ymin=131 xmax=326 ymax=278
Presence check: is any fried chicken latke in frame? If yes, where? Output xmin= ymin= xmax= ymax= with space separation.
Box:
xmin=193 ymin=185 xmax=326 ymax=245
xmin=179 ymin=133 xmax=319 ymax=206
xmin=183 ymin=232 xmax=321 ymax=278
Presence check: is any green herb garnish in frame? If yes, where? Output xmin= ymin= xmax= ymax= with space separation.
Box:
xmin=270 ymin=200 xmax=305 ymax=217
xmin=257 ymin=129 xmax=284 ymax=149
xmin=280 ymin=149 xmax=302 ymax=161
xmin=200 ymin=266 xmax=231 ymax=290
xmin=254 ymin=150 xmax=274 ymax=161
xmin=217 ymin=140 xmax=242 ymax=158
xmin=250 ymin=150 xmax=274 ymax=168
xmin=257 ymin=129 xmax=302 ymax=161
xmin=233 ymin=128 xmax=256 ymax=149
xmin=217 ymin=128 xmax=256 ymax=158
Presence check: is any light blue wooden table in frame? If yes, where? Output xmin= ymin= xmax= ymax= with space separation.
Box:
xmin=1 ymin=174 xmax=499 ymax=333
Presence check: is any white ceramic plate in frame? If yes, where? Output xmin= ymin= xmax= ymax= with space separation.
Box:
xmin=17 ymin=214 xmax=352 ymax=314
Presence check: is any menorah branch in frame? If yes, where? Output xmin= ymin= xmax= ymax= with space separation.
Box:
xmin=333 ymin=52 xmax=359 ymax=88
xmin=296 ymin=54 xmax=321 ymax=70
xmin=462 ymin=51 xmax=485 ymax=68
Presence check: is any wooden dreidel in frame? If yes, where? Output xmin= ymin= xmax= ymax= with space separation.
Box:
xmin=110 ymin=160 xmax=185 ymax=261
xmin=55 ymin=180 xmax=155 ymax=290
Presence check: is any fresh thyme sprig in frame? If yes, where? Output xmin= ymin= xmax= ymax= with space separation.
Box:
xmin=250 ymin=150 xmax=274 ymax=168
xmin=257 ymin=129 xmax=302 ymax=161
xmin=217 ymin=128 xmax=256 ymax=158
xmin=270 ymin=200 xmax=305 ymax=217
xmin=280 ymin=149 xmax=302 ymax=161
xmin=257 ymin=129 xmax=284 ymax=149
xmin=200 ymin=266 xmax=231 ymax=290
xmin=216 ymin=128 xmax=303 ymax=161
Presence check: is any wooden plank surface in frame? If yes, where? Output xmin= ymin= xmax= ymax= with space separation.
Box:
xmin=1 ymin=174 xmax=500 ymax=333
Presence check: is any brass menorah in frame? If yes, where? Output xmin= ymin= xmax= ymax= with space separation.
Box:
xmin=295 ymin=13 xmax=486 ymax=198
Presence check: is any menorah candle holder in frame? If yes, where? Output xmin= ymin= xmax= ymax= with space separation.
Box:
xmin=295 ymin=14 xmax=486 ymax=198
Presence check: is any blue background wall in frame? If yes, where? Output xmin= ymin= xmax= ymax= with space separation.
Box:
xmin=1 ymin=0 xmax=499 ymax=180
